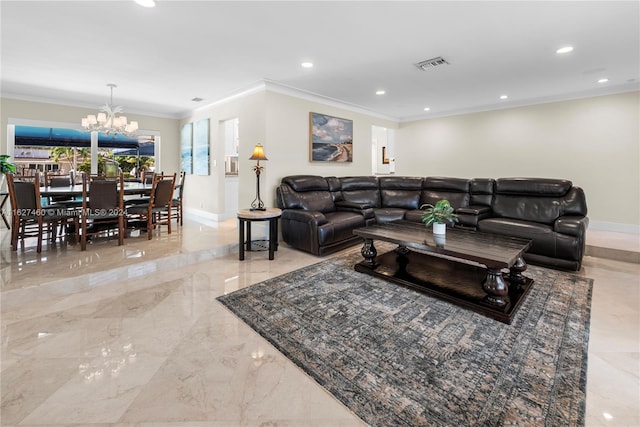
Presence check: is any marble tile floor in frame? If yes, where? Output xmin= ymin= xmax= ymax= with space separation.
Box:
xmin=0 ymin=220 xmax=638 ymax=426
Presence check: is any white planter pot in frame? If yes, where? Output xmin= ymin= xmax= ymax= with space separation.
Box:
xmin=433 ymin=222 xmax=447 ymax=235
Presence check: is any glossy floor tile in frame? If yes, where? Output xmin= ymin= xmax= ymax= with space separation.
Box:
xmin=1 ymin=219 xmax=638 ymax=426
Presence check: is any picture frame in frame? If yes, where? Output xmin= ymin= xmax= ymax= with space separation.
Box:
xmin=309 ymin=112 xmax=353 ymax=162
xmin=180 ymin=123 xmax=193 ymax=174
xmin=193 ymin=119 xmax=210 ymax=175
xmin=382 ymin=146 xmax=390 ymax=164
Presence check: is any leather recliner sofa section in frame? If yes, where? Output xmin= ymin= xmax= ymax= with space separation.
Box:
xmin=477 ymin=178 xmax=589 ymax=271
xmin=276 ymin=175 xmax=589 ymax=271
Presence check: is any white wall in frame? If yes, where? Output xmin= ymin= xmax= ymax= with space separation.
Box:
xmin=396 ymin=92 xmax=640 ymax=231
xmin=179 ymin=91 xmax=267 ymax=219
xmin=264 ymin=91 xmax=398 ymax=207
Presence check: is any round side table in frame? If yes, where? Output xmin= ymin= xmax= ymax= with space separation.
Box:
xmin=237 ymin=208 xmax=282 ymax=261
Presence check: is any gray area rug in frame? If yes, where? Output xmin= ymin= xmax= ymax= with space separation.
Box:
xmin=217 ymin=250 xmax=593 ymax=426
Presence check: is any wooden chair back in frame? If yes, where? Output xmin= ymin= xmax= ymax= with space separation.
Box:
xmin=7 ymin=173 xmax=41 ymax=214
xmin=6 ymin=173 xmax=67 ymax=253
xmin=82 ymin=173 xmax=124 ymax=212
xmin=149 ymin=173 xmax=176 ymax=209
xmin=80 ymin=173 xmax=125 ymax=251
xmin=46 ymin=171 xmax=73 ymax=187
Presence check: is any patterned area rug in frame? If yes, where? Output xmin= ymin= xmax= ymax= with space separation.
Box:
xmin=217 ymin=250 xmax=593 ymax=426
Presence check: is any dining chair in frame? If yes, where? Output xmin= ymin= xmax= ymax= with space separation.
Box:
xmin=125 ymin=170 xmax=161 ymax=206
xmin=6 ymin=173 xmax=74 ymax=253
xmin=127 ymin=173 xmax=176 ymax=240
xmin=45 ymin=170 xmax=83 ymax=219
xmin=141 ymin=170 xmax=156 ymax=185
xmin=171 ymin=171 xmax=186 ymax=226
xmin=79 ymin=173 xmax=125 ymax=251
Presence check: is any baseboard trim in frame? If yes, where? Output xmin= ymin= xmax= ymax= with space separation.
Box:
xmin=586 ymin=245 xmax=640 ymax=264
xmin=588 ymin=221 xmax=640 ymax=235
xmin=183 ymin=208 xmax=222 ymax=226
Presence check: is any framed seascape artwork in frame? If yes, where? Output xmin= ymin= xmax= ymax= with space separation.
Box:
xmin=180 ymin=123 xmax=193 ymax=174
xmin=193 ymin=118 xmax=210 ymax=175
xmin=309 ymin=112 xmax=353 ymax=162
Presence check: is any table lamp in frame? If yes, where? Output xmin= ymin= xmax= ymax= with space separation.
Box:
xmin=249 ymin=143 xmax=268 ymax=211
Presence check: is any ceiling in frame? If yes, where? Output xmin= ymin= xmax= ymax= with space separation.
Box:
xmin=1 ymin=1 xmax=638 ymax=122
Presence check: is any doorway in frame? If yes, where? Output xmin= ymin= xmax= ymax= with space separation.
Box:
xmin=223 ymin=118 xmax=239 ymax=219
xmin=372 ymin=125 xmax=395 ymax=175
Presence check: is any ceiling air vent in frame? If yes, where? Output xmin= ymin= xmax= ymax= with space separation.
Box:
xmin=415 ymin=56 xmax=449 ymax=71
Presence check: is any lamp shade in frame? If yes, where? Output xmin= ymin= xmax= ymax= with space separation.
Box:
xmin=249 ymin=144 xmax=268 ymax=161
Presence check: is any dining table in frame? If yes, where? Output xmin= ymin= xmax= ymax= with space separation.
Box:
xmin=39 ymin=181 xmax=154 ymax=198
xmin=3 ymin=182 xmax=169 ymax=230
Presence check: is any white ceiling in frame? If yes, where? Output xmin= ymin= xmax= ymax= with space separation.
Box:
xmin=1 ymin=1 xmax=638 ymax=122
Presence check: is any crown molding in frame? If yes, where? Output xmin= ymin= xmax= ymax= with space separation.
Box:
xmin=399 ymin=83 xmax=640 ymax=123
xmin=1 ymin=92 xmax=184 ymax=120
xmin=187 ymin=79 xmax=399 ymax=123
xmin=262 ymin=79 xmax=399 ymax=122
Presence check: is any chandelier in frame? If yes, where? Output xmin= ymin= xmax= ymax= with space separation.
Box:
xmin=81 ymin=84 xmax=139 ymax=136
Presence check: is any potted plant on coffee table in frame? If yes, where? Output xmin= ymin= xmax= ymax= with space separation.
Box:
xmin=420 ymin=199 xmax=458 ymax=235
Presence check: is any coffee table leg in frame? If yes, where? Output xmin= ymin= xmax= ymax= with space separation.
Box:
xmin=509 ymin=256 xmax=528 ymax=289
xmin=239 ymin=219 xmax=245 ymax=261
xmin=360 ymin=239 xmax=378 ymax=268
xmin=483 ymin=268 xmax=509 ymax=307
xmin=394 ymin=245 xmax=410 ymax=274
xmin=246 ymin=221 xmax=252 ymax=251
xmin=268 ymin=218 xmax=275 ymax=260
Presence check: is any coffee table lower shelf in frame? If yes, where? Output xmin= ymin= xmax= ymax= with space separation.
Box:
xmin=354 ymin=250 xmax=534 ymax=324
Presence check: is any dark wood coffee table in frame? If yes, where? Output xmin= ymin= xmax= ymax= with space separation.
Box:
xmin=353 ymin=221 xmax=534 ymax=324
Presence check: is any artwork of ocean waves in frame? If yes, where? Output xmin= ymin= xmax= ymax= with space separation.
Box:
xmin=312 ymin=143 xmax=340 ymax=161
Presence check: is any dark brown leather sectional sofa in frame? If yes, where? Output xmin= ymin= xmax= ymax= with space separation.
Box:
xmin=276 ymin=175 xmax=589 ymax=271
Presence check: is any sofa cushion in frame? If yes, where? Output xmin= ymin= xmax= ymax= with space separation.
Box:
xmin=492 ymin=195 xmax=562 ymax=225
xmin=421 ymin=177 xmax=470 ymax=209
xmin=424 ymin=177 xmax=470 ymax=192
xmin=299 ymin=192 xmax=335 ymax=213
xmin=478 ymin=218 xmax=556 ymax=256
xmin=373 ymin=208 xmax=407 ymax=224
xmin=469 ymin=178 xmax=494 ymax=207
xmin=379 ymin=176 xmax=422 ymax=209
xmin=278 ymin=175 xmax=335 ymax=213
xmin=317 ymin=211 xmax=366 ymax=246
xmin=495 ymin=178 xmax=572 ymax=196
xmin=282 ymin=175 xmax=329 ymax=192
xmin=404 ymin=209 xmax=424 ymax=223
xmin=340 ymin=176 xmax=380 ymax=207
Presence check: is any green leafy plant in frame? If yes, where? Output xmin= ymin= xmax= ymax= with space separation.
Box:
xmin=0 ymin=155 xmax=16 ymax=174
xmin=420 ymin=199 xmax=459 ymax=227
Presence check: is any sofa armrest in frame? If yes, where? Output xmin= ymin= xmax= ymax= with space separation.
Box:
xmin=335 ymin=200 xmax=374 ymax=210
xmin=335 ymin=200 xmax=375 ymax=219
xmin=554 ymin=215 xmax=589 ymax=237
xmin=282 ymin=209 xmax=328 ymax=226
xmin=456 ymin=205 xmax=491 ymax=215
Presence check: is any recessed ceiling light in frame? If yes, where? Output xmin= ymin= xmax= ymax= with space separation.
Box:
xmin=191 ymin=97 xmax=204 ymax=102
xmin=556 ymin=46 xmax=574 ymax=54
xmin=376 ymin=90 xmax=386 ymax=95
xmin=134 ymin=0 xmax=156 ymax=7
xmin=500 ymin=95 xmax=508 ymax=100
xmin=301 ymin=62 xmax=313 ymax=68
xmin=597 ymin=78 xmax=609 ymax=83
xmin=423 ymin=107 xmax=430 ymax=111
